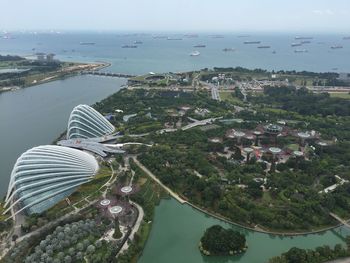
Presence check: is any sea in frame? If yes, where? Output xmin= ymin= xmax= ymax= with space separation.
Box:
xmin=1 ymin=31 xmax=350 ymax=74
xmin=1 ymin=32 xmax=350 ymax=263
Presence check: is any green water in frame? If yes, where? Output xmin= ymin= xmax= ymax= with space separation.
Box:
xmin=139 ymin=199 xmax=350 ymax=263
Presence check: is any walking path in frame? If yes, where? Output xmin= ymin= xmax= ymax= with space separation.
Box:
xmin=132 ymin=158 xmax=350 ymax=237
xmin=132 ymin=157 xmax=187 ymax=204
xmin=118 ymin=201 xmax=144 ymax=255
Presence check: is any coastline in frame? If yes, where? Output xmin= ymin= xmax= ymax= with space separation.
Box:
xmin=133 ymin=157 xmax=347 ymax=237
xmin=0 ymin=61 xmax=111 ymax=94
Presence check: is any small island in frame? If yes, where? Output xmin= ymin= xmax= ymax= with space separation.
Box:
xmin=199 ymin=225 xmax=247 ymax=256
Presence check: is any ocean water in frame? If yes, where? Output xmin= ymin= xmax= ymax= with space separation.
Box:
xmin=0 ymin=32 xmax=349 ymax=74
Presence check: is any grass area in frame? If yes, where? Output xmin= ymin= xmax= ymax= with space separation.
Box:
xmin=287 ymin=144 xmax=299 ymax=151
xmin=69 ymin=165 xmax=112 ymax=203
xmin=129 ymin=222 xmax=152 ymax=263
xmin=329 ymin=92 xmax=350 ymax=99
xmin=219 ymin=91 xmax=244 ymax=105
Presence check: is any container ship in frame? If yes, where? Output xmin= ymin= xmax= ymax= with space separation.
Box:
xmin=331 ymin=45 xmax=343 ymax=49
xmin=222 ymin=48 xmax=236 ymax=52
xmin=294 ymin=49 xmax=308 ymax=53
xmin=79 ymin=42 xmax=96 ymax=45
xmin=295 ymin=36 xmax=313 ymax=40
xmin=193 ymin=44 xmax=206 ymax=48
xmin=244 ymin=41 xmax=261 ymax=44
xmin=122 ymin=45 xmax=137 ymax=48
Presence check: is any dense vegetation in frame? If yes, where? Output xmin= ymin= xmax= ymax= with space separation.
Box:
xmin=199 ymin=225 xmax=246 ymax=256
xmin=250 ymin=86 xmax=350 ymax=116
xmin=269 ymin=238 xmax=350 ymax=263
xmin=103 ymin=87 xmax=350 ymax=231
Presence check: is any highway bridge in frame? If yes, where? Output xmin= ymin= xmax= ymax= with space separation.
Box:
xmin=82 ymin=71 xmax=136 ymax=78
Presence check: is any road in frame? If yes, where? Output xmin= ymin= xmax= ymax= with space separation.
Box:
xmin=182 ymin=116 xmax=223 ymax=131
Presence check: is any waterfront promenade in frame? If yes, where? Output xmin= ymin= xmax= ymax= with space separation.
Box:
xmin=133 ymin=158 xmax=350 ymax=237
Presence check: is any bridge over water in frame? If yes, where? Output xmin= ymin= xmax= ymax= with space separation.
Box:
xmin=82 ymin=71 xmax=136 ymax=78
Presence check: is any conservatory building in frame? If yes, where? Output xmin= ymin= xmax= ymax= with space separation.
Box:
xmin=4 ymin=145 xmax=99 ymax=216
xmin=67 ymin=104 xmax=115 ymax=140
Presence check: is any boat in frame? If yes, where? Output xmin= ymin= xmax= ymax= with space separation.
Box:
xmin=272 ymin=50 xmax=277 ymax=54
xmin=294 ymin=49 xmax=308 ymax=53
xmin=134 ymin=41 xmax=143 ymax=44
xmin=291 ymin=42 xmax=302 ymax=47
xmin=222 ymin=48 xmax=235 ymax=52
xmin=167 ymin=37 xmax=182 ymax=40
xmin=343 ymin=36 xmax=350 ymax=40
xmin=79 ymin=42 xmax=95 ymax=45
xmin=331 ymin=45 xmax=343 ymax=49
xmin=257 ymin=45 xmax=271 ymax=49
xmin=193 ymin=44 xmax=206 ymax=48
xmin=237 ymin=35 xmax=250 ymax=38
xmin=301 ymin=40 xmax=311 ymax=44
xmin=190 ymin=51 xmax=200 ymax=56
xmin=244 ymin=41 xmax=261 ymax=44
xmin=122 ymin=45 xmax=137 ymax=48
xmin=295 ymin=36 xmax=313 ymax=40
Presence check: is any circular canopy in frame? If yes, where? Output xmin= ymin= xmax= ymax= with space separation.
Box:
xmin=243 ymin=147 xmax=254 ymax=153
xmin=297 ymin=132 xmax=311 ymax=139
xmin=317 ymin=141 xmax=328 ymax=147
xmin=121 ymin=186 xmax=133 ymax=194
xmin=265 ymin=124 xmax=282 ymax=134
xmin=100 ymin=199 xmax=111 ymax=206
xmin=269 ymin=147 xmax=282 ymax=154
xmin=109 ymin=206 xmax=123 ymax=214
xmin=293 ymin=150 xmax=303 ymax=157
xmin=233 ymin=131 xmax=245 ymax=137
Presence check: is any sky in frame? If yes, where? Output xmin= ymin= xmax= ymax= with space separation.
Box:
xmin=1 ymin=0 xmax=350 ymax=33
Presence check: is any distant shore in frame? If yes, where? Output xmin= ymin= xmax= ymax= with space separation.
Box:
xmin=0 ymin=61 xmax=111 ymax=93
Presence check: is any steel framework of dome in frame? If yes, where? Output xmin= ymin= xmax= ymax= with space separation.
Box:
xmin=4 ymin=145 xmax=99 ymax=216
xmin=67 ymin=104 xmax=115 ymax=139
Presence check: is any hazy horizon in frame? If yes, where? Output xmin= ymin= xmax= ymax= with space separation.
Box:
xmin=1 ymin=0 xmax=349 ymax=33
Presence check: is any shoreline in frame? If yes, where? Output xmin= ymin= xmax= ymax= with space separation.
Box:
xmin=0 ymin=61 xmax=111 ymax=94
xmin=133 ymin=157 xmax=347 ymax=237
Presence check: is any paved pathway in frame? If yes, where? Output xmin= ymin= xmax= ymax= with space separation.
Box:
xmin=132 ymin=157 xmax=187 ymax=204
xmin=118 ymin=201 xmax=144 ymax=255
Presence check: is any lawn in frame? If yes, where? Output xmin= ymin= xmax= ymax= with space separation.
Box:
xmin=329 ymin=92 xmax=350 ymax=99
xmin=219 ymin=91 xmax=244 ymax=105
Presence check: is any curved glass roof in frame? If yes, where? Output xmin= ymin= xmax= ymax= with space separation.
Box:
xmin=4 ymin=145 xmax=98 ymax=216
xmin=67 ymin=104 xmax=115 ymax=139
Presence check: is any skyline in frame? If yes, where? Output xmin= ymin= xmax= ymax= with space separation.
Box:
xmin=1 ymin=0 xmax=350 ymax=33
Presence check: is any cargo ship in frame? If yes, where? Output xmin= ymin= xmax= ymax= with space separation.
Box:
xmin=193 ymin=44 xmax=206 ymax=48
xmin=222 ymin=48 xmax=236 ymax=52
xmin=331 ymin=45 xmax=343 ymax=49
xmin=257 ymin=45 xmax=271 ymax=49
xmin=244 ymin=41 xmax=261 ymax=44
xmin=79 ymin=42 xmax=95 ymax=45
xmin=122 ymin=45 xmax=137 ymax=48
xmin=294 ymin=49 xmax=308 ymax=53
xmin=291 ymin=42 xmax=302 ymax=47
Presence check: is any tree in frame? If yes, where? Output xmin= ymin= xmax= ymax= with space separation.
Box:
xmin=113 ymin=219 xmax=122 ymax=239
xmin=283 ymin=247 xmax=308 ymax=263
xmin=200 ymin=225 xmax=246 ymax=255
xmin=86 ymin=244 xmax=96 ymax=254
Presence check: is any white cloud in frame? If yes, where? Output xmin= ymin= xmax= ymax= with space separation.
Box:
xmin=312 ymin=9 xmax=335 ymax=15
